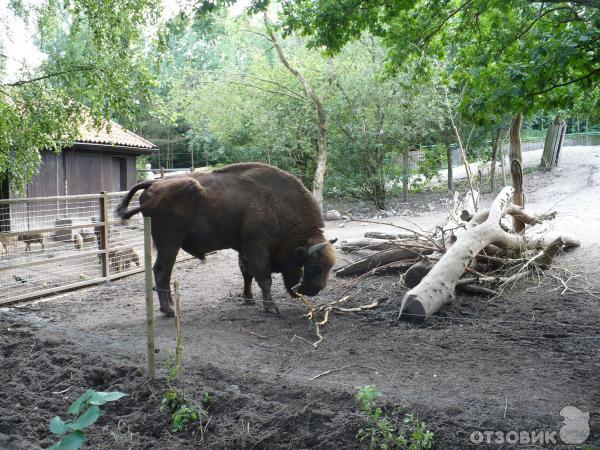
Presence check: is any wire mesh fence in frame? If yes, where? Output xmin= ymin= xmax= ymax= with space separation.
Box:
xmin=0 ymin=191 xmax=190 ymax=306
xmin=414 ymin=131 xmax=600 ymax=172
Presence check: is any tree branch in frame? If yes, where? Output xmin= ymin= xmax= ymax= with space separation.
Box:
xmin=201 ymin=69 xmax=305 ymax=99
xmin=3 ymin=66 xmax=97 ymax=87
xmin=529 ymin=0 xmax=600 ymax=7
xmin=194 ymin=80 xmax=304 ymax=101
xmin=528 ymin=68 xmax=600 ymax=97
xmin=422 ymin=0 xmax=476 ymax=46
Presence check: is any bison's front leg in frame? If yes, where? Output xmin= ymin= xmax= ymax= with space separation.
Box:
xmin=238 ymin=254 xmax=255 ymax=303
xmin=257 ymin=275 xmax=278 ymax=314
xmin=153 ymin=248 xmax=178 ymax=317
xmin=244 ymin=248 xmax=278 ymax=314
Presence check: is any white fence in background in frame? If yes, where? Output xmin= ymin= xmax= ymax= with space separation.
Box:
xmin=0 ymin=191 xmax=190 ymax=306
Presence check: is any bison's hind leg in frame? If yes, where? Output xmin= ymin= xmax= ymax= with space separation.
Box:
xmin=153 ymin=245 xmax=179 ymax=317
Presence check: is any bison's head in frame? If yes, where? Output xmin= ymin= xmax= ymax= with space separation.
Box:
xmin=294 ymin=238 xmax=337 ymax=296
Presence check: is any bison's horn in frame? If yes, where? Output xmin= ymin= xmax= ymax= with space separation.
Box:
xmin=307 ymin=242 xmax=328 ymax=255
xmin=329 ymin=238 xmax=338 ymax=245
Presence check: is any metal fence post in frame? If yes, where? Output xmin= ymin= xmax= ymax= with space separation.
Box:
xmin=99 ymin=191 xmax=110 ymax=278
xmin=144 ymin=216 xmax=156 ymax=378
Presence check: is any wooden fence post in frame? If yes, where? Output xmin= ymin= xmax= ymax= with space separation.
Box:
xmin=174 ymin=281 xmax=183 ymax=375
xmin=98 ymin=192 xmax=110 ymax=278
xmin=144 ymin=216 xmax=156 ymax=378
xmin=541 ymin=116 xmax=567 ymax=169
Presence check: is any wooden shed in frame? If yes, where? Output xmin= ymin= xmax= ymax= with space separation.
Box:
xmin=0 ymin=118 xmax=156 ymax=233
xmin=20 ymin=117 xmax=157 ymax=198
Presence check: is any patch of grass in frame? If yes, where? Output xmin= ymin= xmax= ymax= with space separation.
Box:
xmin=356 ymin=385 xmax=435 ymax=450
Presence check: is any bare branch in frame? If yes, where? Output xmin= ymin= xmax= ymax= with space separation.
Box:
xmin=3 ymin=66 xmax=97 ymax=87
xmin=193 ymin=79 xmax=303 ymax=101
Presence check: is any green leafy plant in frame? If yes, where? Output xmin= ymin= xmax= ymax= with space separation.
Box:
xmin=160 ymin=355 xmax=210 ymax=438
xmin=403 ymin=412 xmax=435 ymax=450
xmin=46 ymin=389 xmax=127 ymax=450
xmin=356 ymin=385 xmax=434 ymax=450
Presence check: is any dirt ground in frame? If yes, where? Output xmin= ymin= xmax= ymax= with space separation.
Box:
xmin=1 ymin=146 xmax=599 ymax=449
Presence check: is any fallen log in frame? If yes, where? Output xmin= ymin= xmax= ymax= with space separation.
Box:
xmin=399 ymin=186 xmax=579 ymax=322
xmin=467 ymin=204 xmax=556 ymax=229
xmin=364 ymin=231 xmax=417 ymax=240
xmin=336 ymin=247 xmax=433 ymax=277
xmin=403 ymin=254 xmax=440 ymax=288
xmin=456 ymin=284 xmax=497 ymax=296
xmin=340 ymin=238 xmax=407 ymax=253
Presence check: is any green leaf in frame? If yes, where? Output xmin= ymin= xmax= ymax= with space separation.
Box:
xmin=88 ymin=391 xmax=127 ymax=406
xmin=68 ymin=390 xmax=94 ymax=415
xmin=45 ymin=430 xmax=86 ymax=450
xmin=49 ymin=416 xmax=70 ymax=435
xmin=69 ymin=406 xmax=102 ymax=430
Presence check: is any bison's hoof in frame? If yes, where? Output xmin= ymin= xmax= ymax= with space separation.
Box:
xmin=159 ymin=307 xmax=175 ymax=317
xmin=263 ymin=302 xmax=280 ymax=315
xmin=243 ymin=297 xmax=256 ymax=305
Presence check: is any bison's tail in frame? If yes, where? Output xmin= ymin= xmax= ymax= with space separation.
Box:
xmin=116 ymin=180 xmax=155 ymax=220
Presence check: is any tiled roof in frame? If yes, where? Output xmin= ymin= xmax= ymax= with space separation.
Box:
xmin=76 ymin=115 xmax=156 ymax=149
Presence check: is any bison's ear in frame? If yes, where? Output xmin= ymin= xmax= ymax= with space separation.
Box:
xmin=295 ymin=247 xmax=308 ymax=262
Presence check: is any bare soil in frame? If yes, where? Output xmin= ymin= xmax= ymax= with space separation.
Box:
xmin=1 ymin=146 xmax=599 ymax=449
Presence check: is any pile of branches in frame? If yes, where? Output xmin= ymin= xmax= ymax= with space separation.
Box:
xmin=336 ymin=186 xmax=580 ymax=323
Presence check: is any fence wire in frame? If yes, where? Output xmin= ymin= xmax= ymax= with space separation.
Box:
xmin=0 ymin=191 xmax=190 ymax=306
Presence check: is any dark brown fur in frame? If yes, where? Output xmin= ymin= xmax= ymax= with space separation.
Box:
xmin=116 ymin=163 xmax=336 ymax=316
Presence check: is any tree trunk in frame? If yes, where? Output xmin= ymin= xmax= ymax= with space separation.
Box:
xmin=402 ymin=147 xmax=409 ymax=202
xmin=489 ymin=128 xmax=502 ymax=192
xmin=446 ymin=143 xmax=453 ymax=192
xmin=265 ymin=16 xmax=327 ymax=211
xmin=312 ymin=105 xmax=327 ymax=208
xmin=509 ymin=114 xmax=524 ymax=232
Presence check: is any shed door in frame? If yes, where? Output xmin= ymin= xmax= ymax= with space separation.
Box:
xmin=112 ymin=157 xmax=127 ymax=192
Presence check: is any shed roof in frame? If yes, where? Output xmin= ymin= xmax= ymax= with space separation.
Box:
xmin=76 ymin=115 xmax=157 ymax=150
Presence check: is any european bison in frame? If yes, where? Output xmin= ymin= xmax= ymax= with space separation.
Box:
xmin=116 ymin=163 xmax=336 ymax=316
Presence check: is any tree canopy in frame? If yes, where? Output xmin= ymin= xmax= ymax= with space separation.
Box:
xmin=0 ymin=0 xmax=160 ymax=188
xmin=1 ymin=0 xmax=598 ymax=206
xmin=279 ymin=0 xmax=599 ymax=119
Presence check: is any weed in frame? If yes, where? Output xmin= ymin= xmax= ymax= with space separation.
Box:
xmin=160 ymin=355 xmax=211 ymax=441
xmin=356 ymin=385 xmax=434 ymax=450
xmin=46 ymin=389 xmax=126 ymax=450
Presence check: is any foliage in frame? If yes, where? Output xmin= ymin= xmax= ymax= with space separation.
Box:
xmin=0 ymin=0 xmax=160 ymax=190
xmin=152 ymin=14 xmax=447 ymax=207
xmin=4 ymin=0 xmax=599 ymax=207
xmin=417 ymin=145 xmax=447 ymax=181
xmin=279 ymin=0 xmax=599 ymax=120
xmin=325 ymin=40 xmax=443 ymax=207
xmin=160 ymin=355 xmax=210 ymax=438
xmin=356 ymin=385 xmax=435 ymax=450
xmin=46 ymin=389 xmax=126 ymax=450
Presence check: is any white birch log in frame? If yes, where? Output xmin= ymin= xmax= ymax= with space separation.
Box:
xmin=399 ymin=186 xmax=579 ymax=322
